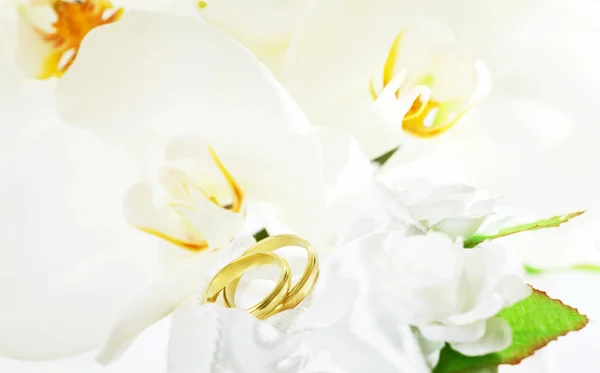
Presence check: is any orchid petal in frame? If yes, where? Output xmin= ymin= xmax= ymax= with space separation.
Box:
xmin=96 ymin=255 xmax=212 ymax=365
xmin=0 ymin=127 xmax=162 ymax=359
xmin=56 ymin=11 xmax=328 ymax=244
xmin=196 ymin=0 xmax=313 ymax=73
xmin=124 ymin=183 xmax=194 ymax=246
xmin=173 ymin=185 xmax=244 ymax=249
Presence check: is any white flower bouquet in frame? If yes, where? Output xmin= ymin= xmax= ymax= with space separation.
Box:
xmin=0 ymin=1 xmax=596 ymax=372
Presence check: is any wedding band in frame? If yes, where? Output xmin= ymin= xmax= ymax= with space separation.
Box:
xmin=223 ymin=234 xmax=319 ymax=316
xmin=203 ymin=251 xmax=292 ymax=320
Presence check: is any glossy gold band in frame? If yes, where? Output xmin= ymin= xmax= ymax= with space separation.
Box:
xmin=203 ymin=251 xmax=292 ymax=319
xmin=203 ymin=234 xmax=319 ymax=320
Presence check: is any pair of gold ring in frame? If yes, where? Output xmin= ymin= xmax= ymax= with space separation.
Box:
xmin=203 ymin=234 xmax=319 ymax=320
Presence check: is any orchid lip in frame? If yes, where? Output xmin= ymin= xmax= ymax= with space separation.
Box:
xmin=132 ymin=145 xmax=246 ymax=252
xmin=370 ymin=30 xmax=478 ymax=138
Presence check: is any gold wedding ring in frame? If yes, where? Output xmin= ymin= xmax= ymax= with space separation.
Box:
xmin=203 ymin=234 xmax=319 ymax=320
xmin=203 ymin=252 xmax=292 ymax=319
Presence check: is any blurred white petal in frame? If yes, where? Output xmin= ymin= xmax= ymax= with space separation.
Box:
xmin=0 ymin=127 xmax=163 ymax=359
xmin=197 ymin=0 xmax=313 ymax=73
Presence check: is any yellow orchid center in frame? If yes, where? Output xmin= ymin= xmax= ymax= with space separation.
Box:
xmin=401 ymin=96 xmax=471 ymax=138
xmin=34 ymin=0 xmax=123 ymax=79
xmin=370 ymin=31 xmax=474 ymax=138
xmin=135 ymin=145 xmax=246 ymax=253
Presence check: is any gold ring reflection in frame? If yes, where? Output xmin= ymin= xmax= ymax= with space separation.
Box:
xmin=203 ymin=234 xmax=319 ymax=320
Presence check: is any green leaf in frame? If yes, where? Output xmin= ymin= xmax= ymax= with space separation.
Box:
xmin=464 ymin=211 xmax=584 ymax=248
xmin=371 ymin=146 xmax=400 ymax=167
xmin=524 ymin=263 xmax=600 ymax=276
xmin=434 ymin=288 xmax=588 ymax=373
xmin=252 ymin=228 xmax=269 ymax=242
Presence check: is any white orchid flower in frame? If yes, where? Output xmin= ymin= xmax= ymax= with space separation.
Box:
xmin=14 ymin=0 xmax=197 ymax=79
xmin=6 ymin=0 xmax=373 ymax=256
xmin=281 ymin=16 xmax=491 ymax=158
xmin=194 ymin=0 xmax=492 ymax=158
xmin=193 ymin=0 xmax=600 ymax=218
xmin=2 ymin=0 xmax=191 ymax=144
xmin=54 ymin=10 xmax=374 ymax=247
xmin=375 ymin=2 xmax=600 ymax=217
xmin=123 ymin=137 xmax=247 ymax=253
xmin=0 ymin=8 xmax=374 ymax=363
xmin=16 ymin=0 xmax=124 ymax=79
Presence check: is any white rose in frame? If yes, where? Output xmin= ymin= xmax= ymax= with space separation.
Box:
xmin=381 ymin=167 xmax=496 ymax=239
xmin=375 ymin=231 xmax=531 ymax=356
